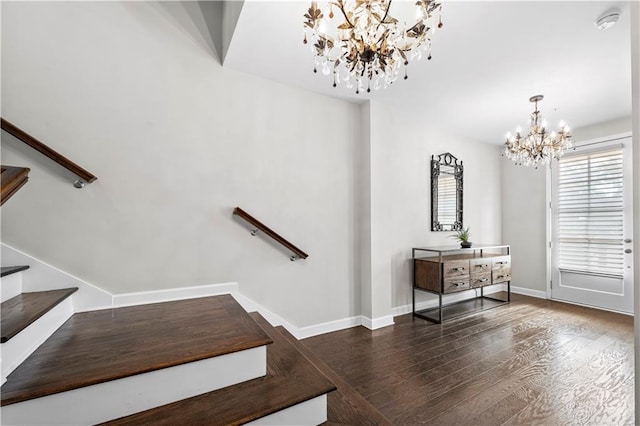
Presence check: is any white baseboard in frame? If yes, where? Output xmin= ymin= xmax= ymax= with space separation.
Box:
xmin=1 ymin=346 xmax=267 ymax=425
xmin=112 ymin=282 xmax=238 ymax=308
xmin=360 ymin=314 xmax=395 ymax=330
xmin=294 ymin=315 xmax=362 ymax=340
xmin=393 ymin=285 xmax=507 ymax=317
xmin=511 ymin=285 xmax=548 ymax=299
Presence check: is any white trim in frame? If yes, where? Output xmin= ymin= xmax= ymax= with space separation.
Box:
xmin=360 ymin=314 xmax=394 ymax=330
xmin=246 ymin=394 xmax=327 ymax=426
xmin=1 ymin=346 xmax=267 ymax=425
xmin=546 ymin=161 xmax=553 ymax=299
xmin=1 ymin=297 xmax=74 ymax=381
xmin=573 ymin=132 xmax=632 ymax=147
xmin=551 ymin=297 xmax=633 ymax=317
xmin=393 ymin=285 xmax=508 ymax=317
xmin=294 ymin=315 xmax=362 ymax=340
xmin=112 ymin=282 xmax=238 ymax=308
xmin=510 ymin=285 xmax=547 ymax=299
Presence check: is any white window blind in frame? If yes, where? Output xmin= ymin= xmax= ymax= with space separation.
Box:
xmin=557 ymin=148 xmax=624 ymax=278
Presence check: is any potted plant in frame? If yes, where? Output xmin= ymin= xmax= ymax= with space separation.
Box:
xmin=451 ymin=226 xmax=472 ymax=248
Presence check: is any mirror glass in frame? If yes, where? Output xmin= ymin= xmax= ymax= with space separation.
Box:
xmin=431 ymin=153 xmax=463 ymax=231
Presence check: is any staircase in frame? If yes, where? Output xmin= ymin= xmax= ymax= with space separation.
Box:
xmin=0 ymin=265 xmax=353 ymax=424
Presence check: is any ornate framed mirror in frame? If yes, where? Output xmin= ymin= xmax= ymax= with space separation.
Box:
xmin=431 ymin=152 xmax=463 ymax=231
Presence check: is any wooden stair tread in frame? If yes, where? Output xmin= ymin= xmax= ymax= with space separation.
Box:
xmin=280 ymin=326 xmax=393 ymax=425
xmin=0 ymin=294 xmax=272 ymax=406
xmin=102 ymin=312 xmax=337 ymax=426
xmin=0 ymin=265 xmax=29 ymax=277
xmin=0 ymin=165 xmax=30 ymax=206
xmin=1 ymin=288 xmax=78 ymax=343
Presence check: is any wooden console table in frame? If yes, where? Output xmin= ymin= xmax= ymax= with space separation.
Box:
xmin=412 ymin=244 xmax=511 ymax=323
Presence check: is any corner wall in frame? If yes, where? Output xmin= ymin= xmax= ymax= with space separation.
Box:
xmin=367 ymin=101 xmax=503 ymax=313
xmin=0 ymin=1 xmax=360 ymax=328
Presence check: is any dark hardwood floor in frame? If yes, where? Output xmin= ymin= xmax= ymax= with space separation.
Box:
xmin=303 ymin=293 xmax=634 ymax=425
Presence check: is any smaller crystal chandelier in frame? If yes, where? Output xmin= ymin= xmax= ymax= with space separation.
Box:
xmin=303 ymin=0 xmax=443 ymax=94
xmin=503 ymin=95 xmax=573 ymax=168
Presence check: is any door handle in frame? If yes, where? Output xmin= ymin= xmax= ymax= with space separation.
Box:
xmin=625 ymin=249 xmax=632 ymax=254
xmin=624 ymin=239 xmax=632 ymax=243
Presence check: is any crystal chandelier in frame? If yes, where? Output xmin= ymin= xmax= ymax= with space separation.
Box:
xmin=503 ymin=95 xmax=573 ymax=168
xmin=303 ymin=0 xmax=443 ymax=94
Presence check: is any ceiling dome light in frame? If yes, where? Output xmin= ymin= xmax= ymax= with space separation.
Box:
xmin=594 ymin=9 xmax=621 ymax=30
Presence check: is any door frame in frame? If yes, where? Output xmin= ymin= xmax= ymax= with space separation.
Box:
xmin=546 ymin=131 xmax=633 ymax=312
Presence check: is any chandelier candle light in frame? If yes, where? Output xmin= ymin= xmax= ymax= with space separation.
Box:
xmin=303 ymin=0 xmax=443 ymax=94
xmin=503 ymin=95 xmax=573 ymax=168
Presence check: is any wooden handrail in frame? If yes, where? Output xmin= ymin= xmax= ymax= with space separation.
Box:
xmin=1 ymin=165 xmax=30 ymax=206
xmin=1 ymin=118 xmax=97 ymax=185
xmin=233 ymin=207 xmax=308 ymax=261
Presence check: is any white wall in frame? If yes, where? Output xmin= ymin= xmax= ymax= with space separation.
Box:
xmin=0 ymin=1 xmax=360 ymax=327
xmin=367 ymin=101 xmax=503 ymax=312
xmin=500 ymin=162 xmax=547 ymax=292
xmin=501 ymin=116 xmax=633 ymax=294
xmin=0 ymin=1 xmax=504 ymax=330
xmin=629 ymin=1 xmax=640 ymax=421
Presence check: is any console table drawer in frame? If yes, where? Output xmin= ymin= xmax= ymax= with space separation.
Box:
xmin=470 ymin=273 xmax=491 ymax=288
xmin=493 ymin=271 xmax=512 ymax=284
xmin=470 ymin=258 xmax=491 ymax=273
xmin=492 ymin=256 xmax=511 ymax=270
xmin=443 ymin=277 xmax=470 ymax=293
xmin=443 ymin=260 xmax=470 ymax=279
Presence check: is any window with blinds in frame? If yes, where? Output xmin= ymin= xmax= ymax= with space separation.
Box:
xmin=557 ymin=148 xmax=624 ymax=278
xmin=437 ymin=173 xmax=457 ymax=225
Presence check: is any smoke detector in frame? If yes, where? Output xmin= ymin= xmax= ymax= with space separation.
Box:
xmin=594 ymin=9 xmax=621 ymax=30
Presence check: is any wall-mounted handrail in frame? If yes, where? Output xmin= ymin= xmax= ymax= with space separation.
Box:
xmin=1 ymin=118 xmax=97 ymax=188
xmin=233 ymin=207 xmax=308 ymax=261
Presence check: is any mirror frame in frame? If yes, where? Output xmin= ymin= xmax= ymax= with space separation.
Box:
xmin=431 ymin=152 xmax=463 ymax=231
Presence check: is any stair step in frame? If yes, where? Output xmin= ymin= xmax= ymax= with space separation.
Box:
xmin=1 ymin=288 xmax=77 ymax=343
xmin=0 ymin=265 xmax=29 ymax=278
xmin=0 ymin=165 xmax=30 ymax=206
xmin=279 ymin=327 xmax=393 ymax=425
xmin=0 ymin=294 xmax=272 ymax=409
xmin=103 ymin=312 xmax=337 ymax=426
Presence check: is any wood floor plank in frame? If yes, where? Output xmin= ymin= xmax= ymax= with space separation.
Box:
xmin=276 ymin=325 xmax=392 ymax=425
xmin=0 ymin=288 xmax=77 ymax=343
xmin=1 ymin=295 xmax=272 ymax=406
xmin=303 ymin=293 xmax=634 ymax=425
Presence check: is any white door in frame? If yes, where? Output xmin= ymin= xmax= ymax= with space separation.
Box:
xmin=550 ymin=136 xmax=634 ymax=313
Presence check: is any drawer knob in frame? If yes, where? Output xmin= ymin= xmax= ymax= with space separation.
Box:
xmin=497 ymin=275 xmax=509 ymax=279
xmin=453 ymin=282 xmax=464 ymax=286
xmin=497 ymin=261 xmax=508 ymax=265
xmin=453 ymin=267 xmax=466 ymax=271
xmin=476 ymin=264 xmax=488 ymax=268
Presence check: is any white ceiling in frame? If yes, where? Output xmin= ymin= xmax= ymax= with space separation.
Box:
xmin=223 ymin=1 xmax=632 ymax=145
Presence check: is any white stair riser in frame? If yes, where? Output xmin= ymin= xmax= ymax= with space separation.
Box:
xmin=1 ymin=297 xmax=73 ymax=381
xmin=0 ymin=273 xmax=23 ymax=303
xmin=246 ymin=394 xmax=328 ymax=426
xmin=1 ymin=345 xmax=267 ymax=425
